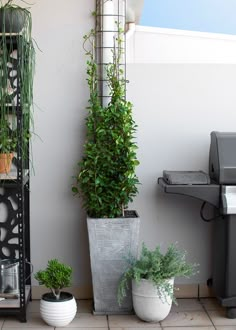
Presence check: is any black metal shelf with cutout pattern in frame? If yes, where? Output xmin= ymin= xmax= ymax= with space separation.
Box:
xmin=0 ymin=34 xmax=31 ymax=322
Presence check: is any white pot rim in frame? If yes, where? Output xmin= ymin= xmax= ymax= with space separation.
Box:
xmin=42 ymin=292 xmax=74 ymax=302
xmin=133 ymin=277 xmax=174 ymax=284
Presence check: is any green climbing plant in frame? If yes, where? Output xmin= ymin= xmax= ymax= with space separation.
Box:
xmin=72 ymin=25 xmax=140 ymax=218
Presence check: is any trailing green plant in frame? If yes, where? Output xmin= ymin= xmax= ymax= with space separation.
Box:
xmin=72 ymin=26 xmax=140 ymax=218
xmin=34 ymin=259 xmax=72 ymax=301
xmin=118 ymin=243 xmax=198 ymax=306
xmin=0 ymin=0 xmax=35 ymax=166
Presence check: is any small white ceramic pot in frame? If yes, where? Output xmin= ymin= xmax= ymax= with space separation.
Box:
xmin=40 ymin=292 xmax=77 ymax=327
xmin=132 ymin=278 xmax=174 ymax=322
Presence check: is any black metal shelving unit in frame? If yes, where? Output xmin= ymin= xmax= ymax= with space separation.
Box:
xmin=0 ymin=33 xmax=31 ymax=322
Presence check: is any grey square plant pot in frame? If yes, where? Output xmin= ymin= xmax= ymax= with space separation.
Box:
xmin=87 ymin=211 xmax=140 ymax=314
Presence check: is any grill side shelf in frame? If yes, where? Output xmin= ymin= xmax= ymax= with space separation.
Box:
xmin=158 ymin=177 xmax=220 ymax=208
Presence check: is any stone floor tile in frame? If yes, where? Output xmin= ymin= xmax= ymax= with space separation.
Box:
xmin=3 ymin=299 xmax=236 ymax=329
xmin=216 ymin=327 xmax=236 ymax=330
xmin=162 ymin=327 xmax=214 ymax=330
xmin=3 ymin=328 xmax=52 ymax=330
xmin=200 ymin=298 xmax=225 ymax=311
xmin=58 ymin=328 xmax=108 ymax=330
xmin=208 ymin=310 xmax=236 ymax=326
xmin=161 ymin=311 xmax=212 ymax=327
xmin=171 ymin=299 xmax=204 ymax=312
xmin=108 ymin=315 xmax=161 ymax=328
xmin=68 ymin=313 xmax=108 ymax=327
xmin=110 ymin=328 xmax=161 ymax=330
xmin=3 ymin=313 xmax=52 ymax=328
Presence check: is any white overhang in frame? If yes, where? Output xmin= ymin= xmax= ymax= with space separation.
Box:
xmin=126 ymin=0 xmax=144 ymax=24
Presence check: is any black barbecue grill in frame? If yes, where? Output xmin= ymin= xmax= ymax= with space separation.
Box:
xmin=158 ymin=131 xmax=236 ymax=318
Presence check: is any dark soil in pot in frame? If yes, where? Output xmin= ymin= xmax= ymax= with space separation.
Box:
xmin=42 ymin=292 xmax=73 ymax=302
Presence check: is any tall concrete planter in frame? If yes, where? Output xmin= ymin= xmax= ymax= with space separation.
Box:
xmin=87 ymin=212 xmax=140 ymax=314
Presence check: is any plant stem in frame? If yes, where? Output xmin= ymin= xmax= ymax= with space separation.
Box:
xmin=51 ymin=288 xmax=61 ymax=300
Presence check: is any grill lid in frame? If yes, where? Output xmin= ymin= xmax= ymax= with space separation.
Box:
xmin=209 ymin=131 xmax=236 ymax=184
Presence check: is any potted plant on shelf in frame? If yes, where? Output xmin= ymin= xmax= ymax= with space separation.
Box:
xmin=0 ymin=118 xmax=16 ymax=173
xmin=72 ymin=14 xmax=140 ymax=314
xmin=0 ymin=0 xmax=29 ymax=33
xmin=34 ymin=259 xmax=77 ymax=327
xmin=0 ymin=0 xmax=35 ymax=169
xmin=118 ymin=243 xmax=198 ymax=322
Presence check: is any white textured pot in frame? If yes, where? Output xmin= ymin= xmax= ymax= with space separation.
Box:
xmin=40 ymin=292 xmax=77 ymax=327
xmin=132 ymin=278 xmax=174 ymax=322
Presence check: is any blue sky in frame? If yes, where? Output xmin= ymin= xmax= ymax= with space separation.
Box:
xmin=140 ymin=0 xmax=236 ymax=35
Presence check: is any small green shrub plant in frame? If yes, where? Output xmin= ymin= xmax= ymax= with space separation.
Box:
xmin=118 ymin=243 xmax=198 ymax=305
xmin=34 ymin=259 xmax=72 ymax=300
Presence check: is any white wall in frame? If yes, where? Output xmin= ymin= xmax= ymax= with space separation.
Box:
xmin=30 ymin=0 xmax=94 ymax=293
xmin=127 ymin=26 xmax=236 ymax=284
xmin=127 ymin=64 xmax=236 ymax=283
xmin=127 ymin=25 xmax=236 ymax=63
xmin=29 ymin=3 xmax=236 ymax=295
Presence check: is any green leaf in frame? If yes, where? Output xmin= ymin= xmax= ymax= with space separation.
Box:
xmin=34 ymin=259 xmax=72 ymax=300
xmin=117 ymin=243 xmax=198 ymax=306
xmin=72 ymin=186 xmax=78 ymax=194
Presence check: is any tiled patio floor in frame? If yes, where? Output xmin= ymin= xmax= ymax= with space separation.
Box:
xmin=0 ymin=298 xmax=235 ymax=329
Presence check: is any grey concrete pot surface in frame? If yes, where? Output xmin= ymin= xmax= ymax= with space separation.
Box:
xmin=87 ymin=212 xmax=140 ymax=314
